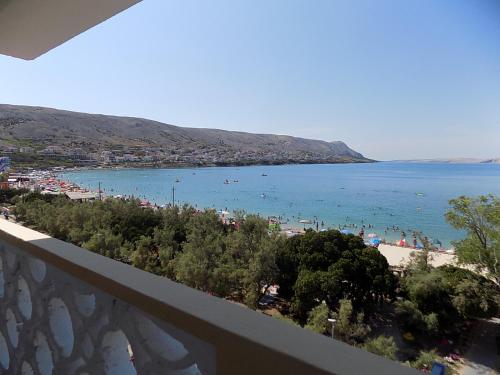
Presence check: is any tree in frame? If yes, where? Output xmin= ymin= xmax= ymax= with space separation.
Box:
xmin=225 ymin=214 xmax=283 ymax=307
xmin=406 ymin=233 xmax=435 ymax=274
xmin=394 ymin=300 xmax=440 ymax=335
xmin=398 ymin=264 xmax=499 ymax=335
xmin=305 ymin=302 xmax=330 ymax=334
xmin=0 ymin=187 xmax=29 ymax=204
xmin=404 ymin=271 xmax=453 ymax=316
xmin=130 ymin=236 xmax=161 ymax=274
xmin=276 ymin=230 xmax=396 ymax=322
xmin=446 ymin=195 xmax=500 ymax=283
xmin=242 ymin=233 xmax=283 ymax=308
xmin=363 ymin=336 xmax=397 ymax=360
xmin=438 ymin=265 xmax=499 ymax=320
xmin=175 ymin=210 xmax=228 ymax=295
xmin=82 ymin=229 xmax=125 ymax=260
xmin=333 ymin=299 xmax=370 ymax=344
xmin=152 ymin=205 xmax=195 ymax=278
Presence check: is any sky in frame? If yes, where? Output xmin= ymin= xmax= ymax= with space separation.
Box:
xmin=1 ymin=0 xmax=500 ymax=161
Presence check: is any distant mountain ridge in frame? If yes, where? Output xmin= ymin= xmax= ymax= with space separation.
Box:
xmin=392 ymin=158 xmax=500 ymax=164
xmin=0 ymin=104 xmax=370 ymax=165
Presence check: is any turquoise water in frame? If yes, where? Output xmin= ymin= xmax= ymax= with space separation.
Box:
xmin=60 ymin=163 xmax=500 ymax=247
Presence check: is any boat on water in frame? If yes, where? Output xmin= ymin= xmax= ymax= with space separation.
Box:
xmin=261 ymin=173 xmax=268 ymax=176
xmin=175 ymin=178 xmax=180 ymax=183
xmin=224 ymin=179 xmax=230 ymax=184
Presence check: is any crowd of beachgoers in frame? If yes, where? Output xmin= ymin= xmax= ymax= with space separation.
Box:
xmin=5 ymin=169 xmax=454 ymax=253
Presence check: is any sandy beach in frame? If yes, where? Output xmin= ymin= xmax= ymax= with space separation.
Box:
xmin=378 ymin=243 xmax=456 ymax=268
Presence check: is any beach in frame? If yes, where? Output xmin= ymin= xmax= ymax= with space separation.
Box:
xmin=59 ymin=162 xmax=500 ymax=248
xmin=377 ymin=244 xmax=456 ymax=268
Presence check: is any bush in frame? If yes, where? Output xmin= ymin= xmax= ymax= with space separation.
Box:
xmin=395 ymin=300 xmax=440 ymax=336
xmin=363 ymin=336 xmax=397 ymax=360
xmin=411 ymin=350 xmax=438 ymax=371
xmin=333 ymin=299 xmax=370 ymax=344
xmin=305 ymin=303 xmax=330 ymax=334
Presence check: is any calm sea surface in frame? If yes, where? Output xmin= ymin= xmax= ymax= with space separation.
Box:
xmin=60 ymin=163 xmax=500 ymax=247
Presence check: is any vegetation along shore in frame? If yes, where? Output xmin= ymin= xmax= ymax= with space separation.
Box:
xmin=1 ymin=184 xmax=498 ymax=372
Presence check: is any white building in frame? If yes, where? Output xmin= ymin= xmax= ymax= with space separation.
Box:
xmin=19 ymin=147 xmax=35 ymax=153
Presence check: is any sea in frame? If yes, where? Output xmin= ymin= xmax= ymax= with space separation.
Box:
xmin=59 ymin=162 xmax=500 ymax=248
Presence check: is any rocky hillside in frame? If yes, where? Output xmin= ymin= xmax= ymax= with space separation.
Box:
xmin=0 ymin=104 xmax=370 ymax=165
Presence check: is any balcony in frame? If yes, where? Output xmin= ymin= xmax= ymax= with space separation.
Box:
xmin=0 ymin=219 xmax=418 ymax=374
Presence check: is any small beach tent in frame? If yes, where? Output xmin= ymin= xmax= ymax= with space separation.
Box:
xmin=430 ymin=362 xmax=446 ymax=375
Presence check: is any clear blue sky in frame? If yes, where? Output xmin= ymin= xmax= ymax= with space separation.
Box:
xmin=1 ymin=0 xmax=500 ymax=160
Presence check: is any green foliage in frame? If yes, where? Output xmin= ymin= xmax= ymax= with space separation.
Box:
xmin=398 ymin=264 xmax=499 ymax=336
xmin=276 ymin=230 xmax=396 ymax=321
xmin=363 ymin=336 xmax=397 ymax=360
xmin=411 ymin=350 xmax=439 ymax=371
xmin=395 ymin=300 xmax=441 ymax=336
xmin=423 ymin=313 xmax=440 ymax=336
xmin=404 ymin=271 xmax=454 ymax=317
xmin=438 ymin=265 xmax=499 ymax=319
xmin=405 ymin=234 xmax=435 ymax=274
xmin=12 ymin=194 xmax=283 ymax=308
xmin=333 ymin=299 xmax=370 ymax=344
xmin=446 ymin=195 xmax=500 ymax=282
xmin=0 ymin=188 xmax=29 ymax=204
xmin=305 ymin=302 xmax=330 ymax=334
xmin=9 ymin=153 xmax=80 ymax=168
xmin=395 ymin=300 xmax=425 ymax=331
xmin=175 ymin=210 xmax=228 ymax=294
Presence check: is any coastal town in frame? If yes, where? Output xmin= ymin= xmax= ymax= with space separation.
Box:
xmin=0 ymin=141 xmax=366 ymax=169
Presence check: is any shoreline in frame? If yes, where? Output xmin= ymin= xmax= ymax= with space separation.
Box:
xmin=7 ymin=172 xmax=456 ymax=253
xmin=12 ymin=166 xmax=471 ymax=251
xmin=61 ymin=168 xmax=458 ymax=250
xmin=11 ymin=158 xmax=377 ymax=173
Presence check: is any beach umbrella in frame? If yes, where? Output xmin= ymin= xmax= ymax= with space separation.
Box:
xmin=367 ymin=233 xmax=378 ymax=238
xmin=340 ymin=229 xmax=351 ymax=235
xmin=369 ymin=238 xmax=381 ymax=246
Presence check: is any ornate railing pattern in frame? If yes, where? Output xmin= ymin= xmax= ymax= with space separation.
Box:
xmin=0 ymin=238 xmax=214 ymax=375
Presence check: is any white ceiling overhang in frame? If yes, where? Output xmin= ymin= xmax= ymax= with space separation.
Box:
xmin=0 ymin=0 xmax=141 ymax=60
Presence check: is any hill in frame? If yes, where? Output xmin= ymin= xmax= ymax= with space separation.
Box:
xmin=0 ymin=104 xmax=370 ymax=166
xmin=392 ymin=158 xmax=500 ymax=164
